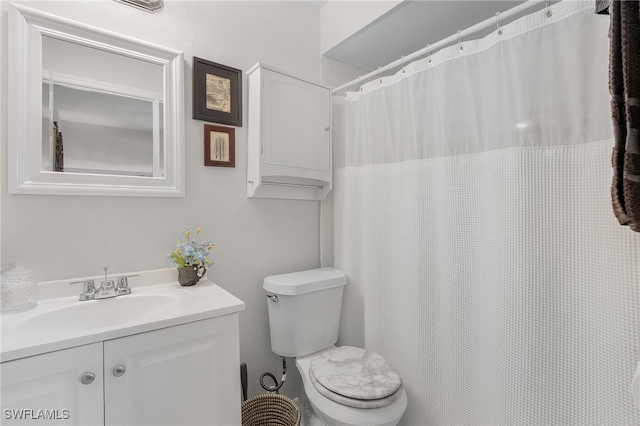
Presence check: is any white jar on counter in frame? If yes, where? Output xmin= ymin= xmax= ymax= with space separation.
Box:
xmin=1 ymin=263 xmax=38 ymax=313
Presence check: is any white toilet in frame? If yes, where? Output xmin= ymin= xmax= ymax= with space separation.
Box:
xmin=264 ymin=267 xmax=407 ymax=426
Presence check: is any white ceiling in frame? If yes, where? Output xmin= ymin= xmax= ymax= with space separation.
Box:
xmin=324 ymin=0 xmax=526 ymax=73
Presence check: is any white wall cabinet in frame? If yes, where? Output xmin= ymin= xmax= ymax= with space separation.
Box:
xmin=1 ymin=315 xmax=241 ymax=426
xmin=247 ymin=63 xmax=332 ymax=200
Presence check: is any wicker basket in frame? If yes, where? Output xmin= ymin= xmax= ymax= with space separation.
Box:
xmin=241 ymin=393 xmax=301 ymax=426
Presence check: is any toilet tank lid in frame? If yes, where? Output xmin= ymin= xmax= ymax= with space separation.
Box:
xmin=263 ymin=267 xmax=346 ymax=296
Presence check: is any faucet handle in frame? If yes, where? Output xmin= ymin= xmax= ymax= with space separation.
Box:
xmin=70 ymin=280 xmax=96 ymax=300
xmin=70 ymin=279 xmax=95 ymax=293
xmin=116 ymin=275 xmax=138 ymax=295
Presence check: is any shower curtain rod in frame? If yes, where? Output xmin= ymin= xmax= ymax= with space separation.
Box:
xmin=331 ymin=0 xmax=550 ymax=94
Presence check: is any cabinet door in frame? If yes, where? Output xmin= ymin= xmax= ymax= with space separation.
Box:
xmin=262 ymin=69 xmax=330 ymax=171
xmin=0 ymin=343 xmax=103 ymax=426
xmin=104 ymin=314 xmax=241 ymax=426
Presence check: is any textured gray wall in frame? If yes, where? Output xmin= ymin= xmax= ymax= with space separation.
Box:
xmin=0 ymin=0 xmax=343 ymax=400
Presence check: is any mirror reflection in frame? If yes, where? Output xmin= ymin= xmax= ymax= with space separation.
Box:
xmin=41 ymin=36 xmax=164 ymax=177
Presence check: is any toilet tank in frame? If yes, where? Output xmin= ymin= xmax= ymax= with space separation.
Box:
xmin=263 ymin=268 xmax=346 ymax=357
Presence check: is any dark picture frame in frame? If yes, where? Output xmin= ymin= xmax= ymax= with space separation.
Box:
xmin=193 ymin=57 xmax=242 ymax=127
xmin=204 ymin=124 xmax=235 ymax=167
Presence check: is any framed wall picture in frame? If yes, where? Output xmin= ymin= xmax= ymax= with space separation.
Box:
xmin=204 ymin=124 xmax=235 ymax=167
xmin=193 ymin=57 xmax=242 ymax=127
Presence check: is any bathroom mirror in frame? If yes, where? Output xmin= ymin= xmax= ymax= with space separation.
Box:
xmin=8 ymin=3 xmax=184 ymax=196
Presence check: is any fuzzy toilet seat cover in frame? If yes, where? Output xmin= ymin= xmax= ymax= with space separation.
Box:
xmin=309 ymin=346 xmax=402 ymax=408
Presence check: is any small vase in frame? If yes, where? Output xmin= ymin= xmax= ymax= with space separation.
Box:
xmin=177 ymin=265 xmax=206 ymax=286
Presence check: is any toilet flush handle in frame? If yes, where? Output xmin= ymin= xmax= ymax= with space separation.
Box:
xmin=266 ymin=294 xmax=278 ymax=302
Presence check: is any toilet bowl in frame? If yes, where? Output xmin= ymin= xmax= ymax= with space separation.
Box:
xmin=263 ymin=268 xmax=408 ymax=426
xmin=296 ymin=347 xmax=407 ymax=426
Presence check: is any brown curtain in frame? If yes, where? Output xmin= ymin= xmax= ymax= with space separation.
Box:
xmin=602 ymin=0 xmax=640 ymax=232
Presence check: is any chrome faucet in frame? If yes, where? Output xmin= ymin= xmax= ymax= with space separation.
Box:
xmin=97 ymin=267 xmax=117 ymax=299
xmin=71 ymin=268 xmax=137 ymax=301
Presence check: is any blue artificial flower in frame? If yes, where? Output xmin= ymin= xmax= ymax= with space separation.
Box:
xmin=167 ymin=226 xmax=216 ymax=268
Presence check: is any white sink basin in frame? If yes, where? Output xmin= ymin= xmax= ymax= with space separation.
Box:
xmin=18 ymin=293 xmax=181 ymax=334
xmin=1 ymin=268 xmax=246 ymax=363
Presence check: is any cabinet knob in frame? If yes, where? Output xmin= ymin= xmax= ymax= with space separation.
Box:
xmin=112 ymin=365 xmax=126 ymax=377
xmin=80 ymin=372 xmax=95 ymax=385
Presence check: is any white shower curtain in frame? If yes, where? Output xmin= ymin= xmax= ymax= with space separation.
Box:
xmin=332 ymin=2 xmax=640 ymax=425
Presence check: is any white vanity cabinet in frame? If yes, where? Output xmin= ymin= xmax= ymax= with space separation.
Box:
xmin=105 ymin=314 xmax=240 ymax=425
xmin=1 ymin=343 xmax=104 ymax=426
xmin=1 ymin=315 xmax=241 ymax=426
xmin=247 ymin=63 xmax=332 ymax=200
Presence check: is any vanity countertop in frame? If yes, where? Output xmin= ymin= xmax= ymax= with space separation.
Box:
xmin=0 ymin=268 xmax=245 ymax=362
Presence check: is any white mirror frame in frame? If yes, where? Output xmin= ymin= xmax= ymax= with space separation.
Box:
xmin=8 ymin=3 xmax=185 ymax=197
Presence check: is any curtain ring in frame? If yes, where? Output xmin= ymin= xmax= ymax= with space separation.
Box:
xmin=495 ymin=12 xmax=503 ymax=36
xmin=545 ymin=1 xmax=553 ymax=18
xmin=378 ymin=67 xmax=383 ymax=84
xmin=457 ymin=30 xmax=463 ymax=52
xmin=343 ymin=81 xmax=352 ymax=97
xmin=401 ymin=56 xmax=406 ymax=74
xmin=427 ymin=44 xmax=432 ymax=64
